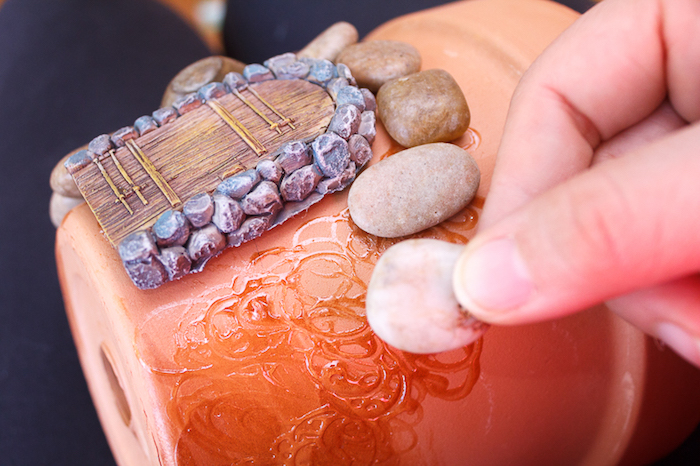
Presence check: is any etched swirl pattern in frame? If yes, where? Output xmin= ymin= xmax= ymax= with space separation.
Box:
xmin=155 ymin=130 xmax=485 ymax=465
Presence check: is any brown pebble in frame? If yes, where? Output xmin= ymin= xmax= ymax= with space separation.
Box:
xmin=348 ymin=143 xmax=480 ymax=238
xmin=298 ymin=21 xmax=359 ymax=62
xmin=51 ymin=151 xmax=83 ymax=198
xmin=377 ymin=69 xmax=470 ymax=148
xmin=336 ymin=40 xmax=421 ymax=93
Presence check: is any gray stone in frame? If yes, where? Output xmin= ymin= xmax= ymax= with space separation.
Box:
xmin=183 ymin=193 xmax=214 ymax=228
xmin=187 ymin=223 xmax=226 ymax=263
xmin=366 ymin=239 xmax=487 ymax=353
xmin=118 ymin=230 xmax=158 ymax=262
xmin=223 ymin=72 xmax=247 ymax=91
xmin=274 ymin=60 xmax=310 ymax=80
xmin=159 ymin=246 xmax=192 ymax=281
xmin=64 ymin=149 xmax=94 ymax=175
xmin=227 ymin=216 xmax=272 ymax=247
xmin=197 ymin=82 xmax=228 ymax=101
xmin=348 ymin=134 xmax=373 ymax=167
xmin=124 ymin=256 xmax=168 ymax=290
xmin=264 ymin=52 xmax=296 ymax=71
xmin=256 ymin=159 xmax=282 ymax=183
xmin=326 ymin=77 xmax=350 ymax=101
xmin=134 ymin=115 xmax=158 ymax=136
xmin=336 ymin=86 xmax=365 ymax=112
xmin=243 ymin=64 xmax=274 ymax=83
xmin=211 ymin=193 xmax=245 ymax=233
xmin=216 ymin=169 xmax=260 ymax=199
xmin=88 ymin=134 xmax=113 ymax=156
xmin=336 ymin=63 xmax=356 ymax=85
xmin=111 ymin=126 xmax=138 ymax=148
xmin=312 ymin=132 xmax=350 ymax=177
xmin=172 ymin=92 xmax=203 ymax=115
xmin=361 ymin=88 xmax=377 ymax=113
xmin=276 ymin=141 xmax=312 ymax=174
xmin=328 ymin=104 xmax=361 ymax=140
xmin=280 ymin=164 xmax=323 ymax=202
xmin=240 ymin=181 xmax=282 ymax=216
xmin=153 ymin=210 xmax=190 ymax=247
xmin=307 ymin=59 xmax=336 ymax=85
xmin=316 ymin=161 xmax=356 ymax=195
xmin=377 ymin=69 xmax=470 ymax=147
xmin=348 ymin=143 xmax=480 ymax=238
xmin=153 ymin=106 xmax=178 ymax=125
xmin=357 ymin=111 xmax=377 ymax=145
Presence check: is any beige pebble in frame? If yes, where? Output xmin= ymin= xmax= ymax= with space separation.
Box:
xmin=366 ymin=239 xmax=488 ymax=354
xmin=378 ymin=69 xmax=470 ymax=148
xmin=348 ymin=143 xmax=479 ymax=238
xmin=50 ymin=192 xmax=85 ymax=228
xmin=298 ymin=21 xmax=359 ymax=62
xmin=50 ymin=151 xmax=83 ymax=199
xmin=161 ymin=55 xmax=246 ymax=107
xmin=336 ymin=40 xmax=421 ymax=93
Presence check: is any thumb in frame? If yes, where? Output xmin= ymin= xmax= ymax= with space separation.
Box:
xmin=453 ymin=123 xmax=700 ymax=325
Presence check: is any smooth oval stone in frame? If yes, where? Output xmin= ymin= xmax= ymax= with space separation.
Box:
xmin=366 ymin=239 xmax=488 ymax=354
xmin=348 ymin=143 xmax=479 ymax=237
xmin=336 ymin=40 xmax=421 ymax=93
xmin=377 ymin=69 xmax=470 ymax=148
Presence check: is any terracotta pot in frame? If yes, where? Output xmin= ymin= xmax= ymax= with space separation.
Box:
xmin=55 ymin=1 xmax=700 ymax=464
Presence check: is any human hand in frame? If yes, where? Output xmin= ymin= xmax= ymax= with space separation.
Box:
xmin=452 ymin=0 xmax=700 ymax=367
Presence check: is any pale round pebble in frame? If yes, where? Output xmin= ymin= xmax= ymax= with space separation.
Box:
xmin=366 ymin=239 xmax=487 ymax=354
xmin=336 ymin=40 xmax=421 ymax=93
xmin=377 ymin=69 xmax=470 ymax=148
xmin=49 ymin=192 xmax=85 ymax=227
xmin=348 ymin=143 xmax=479 ymax=237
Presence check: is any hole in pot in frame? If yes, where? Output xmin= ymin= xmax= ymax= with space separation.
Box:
xmin=100 ymin=343 xmax=132 ymax=427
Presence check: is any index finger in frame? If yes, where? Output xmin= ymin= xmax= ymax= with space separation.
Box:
xmin=479 ymin=0 xmax=698 ymax=228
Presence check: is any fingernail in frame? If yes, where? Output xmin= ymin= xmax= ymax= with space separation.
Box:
xmin=656 ymin=322 xmax=700 ymax=365
xmin=457 ymin=237 xmax=533 ymax=312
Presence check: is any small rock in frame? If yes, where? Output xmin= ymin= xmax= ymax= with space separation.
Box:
xmin=357 ymin=111 xmax=376 ymax=145
xmin=49 ymin=192 xmax=85 ymax=227
xmin=325 ymin=77 xmax=349 ymax=101
xmin=328 ymin=103 xmax=361 ymax=140
xmin=123 ymin=256 xmax=168 ymax=290
xmin=243 ymin=64 xmax=274 ymax=83
xmin=183 ymin=193 xmax=214 ymax=228
xmin=336 ymin=40 xmax=421 ymax=93
xmin=159 ymin=246 xmax=192 ymax=281
xmin=280 ymin=164 xmax=323 ymax=201
xmin=276 ymin=141 xmax=312 ymax=174
xmin=306 ymin=59 xmax=336 ymax=86
xmin=187 ymin=223 xmax=226 ymax=263
xmin=361 ymin=88 xmax=376 ymax=113
xmin=366 ymin=239 xmax=488 ymax=354
xmin=241 ymin=181 xmax=283 ymax=216
xmin=336 ymin=86 xmax=365 ymax=111
xmin=118 ymin=230 xmax=158 ymax=262
xmin=227 ymin=216 xmax=272 ymax=247
xmin=264 ymin=53 xmax=296 ymax=72
xmin=63 ymin=149 xmax=94 ymax=175
xmin=256 ymin=159 xmax=282 ymax=183
xmin=348 ymin=143 xmax=480 ymax=238
xmin=134 ymin=115 xmax=158 ymax=136
xmin=110 ymin=126 xmax=138 ymax=148
xmin=265 ymin=53 xmax=309 ymax=80
xmin=298 ymin=21 xmax=359 ymax=62
xmin=336 ymin=63 xmax=356 ymax=85
xmin=88 ymin=134 xmax=113 ymax=156
xmin=211 ymin=193 xmax=245 ymax=233
xmin=216 ymin=169 xmax=260 ymax=199
xmin=348 ymin=134 xmax=373 ymax=167
xmin=153 ymin=210 xmax=190 ymax=247
xmin=153 ymin=106 xmax=178 ymax=125
xmin=223 ymin=71 xmax=248 ymax=91
xmin=377 ymin=69 xmax=470 ymax=148
xmin=312 ymin=132 xmax=350 ymax=178
xmin=51 ymin=152 xmax=83 ymax=197
xmin=162 ymin=55 xmax=246 ymax=107
xmin=197 ymin=82 xmax=228 ymax=101
xmin=172 ymin=92 xmax=203 ymax=115
xmin=316 ymin=161 xmax=356 ymax=195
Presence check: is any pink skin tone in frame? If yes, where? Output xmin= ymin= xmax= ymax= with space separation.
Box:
xmin=452 ymin=0 xmax=700 ymax=367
